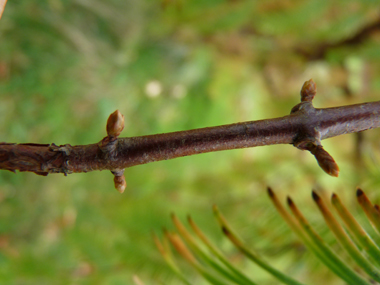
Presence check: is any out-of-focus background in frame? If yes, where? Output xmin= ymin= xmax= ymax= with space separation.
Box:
xmin=1 ymin=1 xmax=380 ymax=284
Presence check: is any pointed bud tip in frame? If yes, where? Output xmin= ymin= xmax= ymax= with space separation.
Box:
xmin=107 ymin=110 xmax=125 ymax=138
xmin=356 ymin=188 xmax=364 ymax=197
xmin=329 ymin=168 xmax=339 ymax=177
xmin=314 ymin=146 xmax=339 ymax=177
xmin=300 ymin=79 xmax=317 ymax=102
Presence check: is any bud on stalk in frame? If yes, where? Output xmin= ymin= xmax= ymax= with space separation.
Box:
xmin=106 ymin=110 xmax=125 ymax=138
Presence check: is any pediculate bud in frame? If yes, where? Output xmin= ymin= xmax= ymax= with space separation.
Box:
xmin=114 ymin=174 xmax=126 ymax=194
xmin=300 ymin=79 xmax=316 ymax=102
xmin=106 ymin=110 xmax=125 ymax=138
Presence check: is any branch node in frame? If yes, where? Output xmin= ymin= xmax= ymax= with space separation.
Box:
xmin=291 ymin=80 xmax=339 ymax=176
xmin=98 ymin=136 xmax=117 ymax=153
xmin=47 ymin=143 xmax=74 ymax=175
xmin=49 ymin=143 xmax=73 ymax=156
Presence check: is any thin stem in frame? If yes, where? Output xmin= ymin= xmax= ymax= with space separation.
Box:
xmin=0 ymin=80 xmax=379 ymax=182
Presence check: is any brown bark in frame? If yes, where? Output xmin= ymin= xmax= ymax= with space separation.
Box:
xmin=1 ymin=80 xmax=380 ymax=189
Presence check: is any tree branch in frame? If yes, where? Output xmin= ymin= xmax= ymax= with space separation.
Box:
xmin=1 ymin=80 xmax=379 ymax=192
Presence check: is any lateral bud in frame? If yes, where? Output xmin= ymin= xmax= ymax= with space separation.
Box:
xmin=294 ymin=140 xmax=339 ymax=177
xmin=106 ymin=110 xmax=125 ymax=138
xmin=300 ymin=79 xmax=316 ymax=102
xmin=112 ymin=169 xmax=126 ymax=193
xmin=114 ymin=174 xmax=127 ymax=194
xmin=312 ymin=145 xmax=339 ymax=177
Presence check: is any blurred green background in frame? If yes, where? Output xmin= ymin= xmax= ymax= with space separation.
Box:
xmin=1 ymin=1 xmax=380 ymax=284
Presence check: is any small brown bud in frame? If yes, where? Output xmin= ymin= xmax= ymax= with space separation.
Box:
xmin=294 ymin=139 xmax=339 ymax=177
xmin=106 ymin=110 xmax=124 ymax=138
xmin=313 ymin=145 xmax=339 ymax=177
xmin=114 ymin=174 xmax=126 ymax=194
xmin=300 ymin=79 xmax=316 ymax=102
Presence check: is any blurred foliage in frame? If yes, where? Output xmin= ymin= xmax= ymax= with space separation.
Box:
xmin=158 ymin=190 xmax=380 ymax=285
xmin=1 ymin=0 xmax=380 ymax=284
